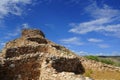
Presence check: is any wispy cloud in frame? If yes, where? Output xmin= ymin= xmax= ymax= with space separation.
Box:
xmin=0 ymin=40 xmax=6 ymax=48
xmin=22 ymin=23 xmax=30 ymax=29
xmin=75 ymin=50 xmax=120 ymax=56
xmin=0 ymin=42 xmax=5 ymax=47
xmin=85 ymin=2 xmax=120 ymax=19
xmin=98 ymin=44 xmax=110 ymax=48
xmin=0 ymin=23 xmax=32 ymax=49
xmin=65 ymin=0 xmax=82 ymax=5
xmin=73 ymin=50 xmax=103 ymax=56
xmin=69 ymin=1 xmax=120 ymax=38
xmin=75 ymin=51 xmax=89 ymax=56
xmin=88 ymin=38 xmax=103 ymax=42
xmin=60 ymin=37 xmax=83 ymax=46
xmin=5 ymin=23 xmax=31 ymax=39
xmin=0 ymin=0 xmax=32 ymax=19
xmin=7 ymin=27 xmax=21 ymax=37
xmin=87 ymin=38 xmax=110 ymax=48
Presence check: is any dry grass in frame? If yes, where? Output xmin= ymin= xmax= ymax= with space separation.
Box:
xmin=84 ymin=69 xmax=120 ymax=80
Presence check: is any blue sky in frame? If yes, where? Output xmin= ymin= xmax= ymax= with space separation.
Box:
xmin=0 ymin=0 xmax=120 ymax=56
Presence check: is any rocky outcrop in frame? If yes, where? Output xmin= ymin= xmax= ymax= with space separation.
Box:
xmin=0 ymin=29 xmax=120 ymax=80
xmin=0 ymin=29 xmax=93 ymax=80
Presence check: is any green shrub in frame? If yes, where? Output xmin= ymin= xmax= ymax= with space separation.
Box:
xmin=114 ymin=63 xmax=120 ymax=67
xmin=84 ymin=69 xmax=93 ymax=77
xmin=85 ymin=56 xmax=117 ymax=66
xmin=117 ymin=63 xmax=120 ymax=67
xmin=85 ymin=55 xmax=99 ymax=61
xmin=100 ymin=59 xmax=114 ymax=65
xmin=84 ymin=72 xmax=91 ymax=77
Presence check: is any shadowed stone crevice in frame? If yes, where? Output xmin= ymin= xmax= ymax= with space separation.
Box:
xmin=5 ymin=45 xmax=51 ymax=58
xmin=0 ymin=65 xmax=6 ymax=80
xmin=52 ymin=45 xmax=62 ymax=50
xmin=27 ymin=38 xmax=47 ymax=44
xmin=51 ymin=57 xmax=85 ymax=74
xmin=5 ymin=46 xmax=39 ymax=58
xmin=1 ymin=56 xmax=42 ymax=80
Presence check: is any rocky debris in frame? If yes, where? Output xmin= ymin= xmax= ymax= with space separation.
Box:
xmin=0 ymin=29 xmax=119 ymax=80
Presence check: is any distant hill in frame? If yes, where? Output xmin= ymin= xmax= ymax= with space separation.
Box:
xmin=99 ymin=56 xmax=120 ymax=66
xmin=85 ymin=55 xmax=120 ymax=67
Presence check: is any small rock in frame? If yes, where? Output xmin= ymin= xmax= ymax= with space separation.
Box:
xmin=9 ymin=64 xmax=15 ymax=68
xmin=85 ymin=77 xmax=93 ymax=80
xmin=18 ymin=74 xmax=21 ymax=78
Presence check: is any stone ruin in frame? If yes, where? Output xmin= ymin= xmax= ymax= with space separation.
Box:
xmin=0 ymin=29 xmax=120 ymax=80
xmin=0 ymin=29 xmax=91 ymax=80
xmin=22 ymin=29 xmax=45 ymax=38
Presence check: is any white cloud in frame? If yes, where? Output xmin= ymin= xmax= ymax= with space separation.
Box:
xmin=0 ymin=0 xmax=32 ymax=19
xmin=98 ymin=44 xmax=110 ymax=48
xmin=88 ymin=38 xmax=103 ymax=42
xmin=0 ymin=40 xmax=6 ymax=48
xmin=60 ymin=37 xmax=83 ymax=46
xmin=0 ymin=42 xmax=5 ymax=46
xmin=22 ymin=23 xmax=30 ymax=29
xmin=6 ymin=23 xmax=31 ymax=38
xmin=111 ymin=51 xmax=120 ymax=56
xmin=65 ymin=0 xmax=81 ymax=5
xmin=69 ymin=18 xmax=110 ymax=34
xmin=85 ymin=2 xmax=120 ymax=19
xmin=76 ymin=51 xmax=89 ymax=56
xmin=69 ymin=1 xmax=120 ymax=38
xmin=69 ymin=18 xmax=120 ymax=37
xmin=73 ymin=50 xmax=101 ymax=56
xmin=74 ymin=50 xmax=120 ymax=56
xmin=7 ymin=27 xmax=21 ymax=37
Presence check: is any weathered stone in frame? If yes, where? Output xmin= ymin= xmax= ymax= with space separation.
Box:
xmin=22 ymin=29 xmax=45 ymax=38
xmin=9 ymin=64 xmax=15 ymax=68
xmin=85 ymin=77 xmax=93 ymax=80
xmin=0 ymin=29 xmax=120 ymax=80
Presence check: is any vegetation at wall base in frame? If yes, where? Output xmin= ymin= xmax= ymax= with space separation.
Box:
xmin=85 ymin=55 xmax=120 ymax=67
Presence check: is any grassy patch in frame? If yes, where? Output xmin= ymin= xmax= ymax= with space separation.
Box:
xmin=85 ymin=55 xmax=120 ymax=66
xmin=114 ymin=63 xmax=120 ymax=67
xmin=84 ymin=69 xmax=120 ymax=80
xmin=85 ymin=56 xmax=99 ymax=61
xmin=100 ymin=59 xmax=114 ymax=65
xmin=84 ymin=69 xmax=93 ymax=77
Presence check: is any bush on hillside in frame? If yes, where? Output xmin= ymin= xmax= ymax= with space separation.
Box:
xmin=100 ymin=59 xmax=114 ymax=65
xmin=85 ymin=55 xmax=99 ymax=61
xmin=85 ymin=56 xmax=115 ymax=65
